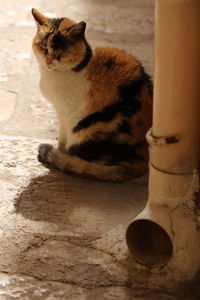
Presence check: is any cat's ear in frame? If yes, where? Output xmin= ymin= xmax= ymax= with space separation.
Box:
xmin=32 ymin=8 xmax=49 ymax=26
xmin=68 ymin=21 xmax=86 ymax=40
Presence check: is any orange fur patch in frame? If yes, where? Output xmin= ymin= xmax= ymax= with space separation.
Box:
xmin=61 ymin=40 xmax=85 ymax=67
xmin=86 ymin=47 xmax=141 ymax=113
xmin=59 ymin=18 xmax=76 ymax=31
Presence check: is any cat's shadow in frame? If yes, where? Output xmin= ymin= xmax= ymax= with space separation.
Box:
xmin=12 ymin=171 xmax=198 ymax=300
xmin=14 ymin=169 xmax=147 ymax=233
xmin=10 ymin=170 xmax=149 ymax=297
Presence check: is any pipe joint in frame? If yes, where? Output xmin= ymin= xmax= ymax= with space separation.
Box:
xmin=146 ymin=127 xmax=179 ymax=146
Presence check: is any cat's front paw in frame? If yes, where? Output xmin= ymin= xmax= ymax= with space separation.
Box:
xmin=38 ymin=143 xmax=54 ymax=164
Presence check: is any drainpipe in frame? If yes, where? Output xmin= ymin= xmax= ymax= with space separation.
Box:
xmin=126 ymin=0 xmax=200 ymax=281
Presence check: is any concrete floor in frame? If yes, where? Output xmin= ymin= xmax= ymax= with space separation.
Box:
xmin=0 ymin=0 xmax=198 ymax=299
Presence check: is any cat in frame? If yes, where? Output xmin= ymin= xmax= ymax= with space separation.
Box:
xmin=32 ymin=8 xmax=153 ymax=182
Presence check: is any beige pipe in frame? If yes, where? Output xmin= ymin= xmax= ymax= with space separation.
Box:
xmin=126 ymin=0 xmax=200 ymax=281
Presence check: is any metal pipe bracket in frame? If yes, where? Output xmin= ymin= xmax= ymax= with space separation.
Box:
xmin=146 ymin=127 xmax=179 ymax=146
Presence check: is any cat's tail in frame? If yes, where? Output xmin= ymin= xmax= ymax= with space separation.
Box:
xmin=38 ymin=143 xmax=145 ymax=182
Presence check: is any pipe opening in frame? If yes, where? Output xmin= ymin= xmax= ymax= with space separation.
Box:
xmin=126 ymin=219 xmax=173 ymax=268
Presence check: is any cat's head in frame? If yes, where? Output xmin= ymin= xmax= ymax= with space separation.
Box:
xmin=32 ymin=9 xmax=90 ymax=71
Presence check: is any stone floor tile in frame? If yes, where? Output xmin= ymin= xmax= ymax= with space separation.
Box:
xmin=0 ymin=273 xmax=86 ymax=300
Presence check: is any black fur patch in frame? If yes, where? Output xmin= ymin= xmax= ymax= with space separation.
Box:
xmin=52 ymin=32 xmax=69 ymax=51
xmin=118 ymin=120 xmax=132 ymax=134
xmin=68 ymin=140 xmax=144 ymax=162
xmin=103 ymin=57 xmax=116 ymax=69
xmin=73 ymin=79 xmax=143 ymax=132
xmin=140 ymin=64 xmax=153 ymax=96
xmin=73 ymin=109 xmax=115 ymax=133
xmin=72 ymin=40 xmax=92 ymax=72
xmin=118 ymin=79 xmax=143 ymax=117
xmin=136 ymin=119 xmax=144 ymax=126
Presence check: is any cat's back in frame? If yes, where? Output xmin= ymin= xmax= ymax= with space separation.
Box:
xmin=86 ymin=46 xmax=152 ymax=116
xmin=87 ymin=47 xmax=141 ymax=83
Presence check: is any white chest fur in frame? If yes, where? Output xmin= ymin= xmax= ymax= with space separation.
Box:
xmin=39 ymin=67 xmax=89 ymax=148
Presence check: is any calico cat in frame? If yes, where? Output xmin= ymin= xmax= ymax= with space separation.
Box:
xmin=32 ymin=8 xmax=153 ymax=182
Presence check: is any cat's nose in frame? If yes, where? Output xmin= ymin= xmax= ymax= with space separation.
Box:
xmin=46 ymin=53 xmax=54 ymax=65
